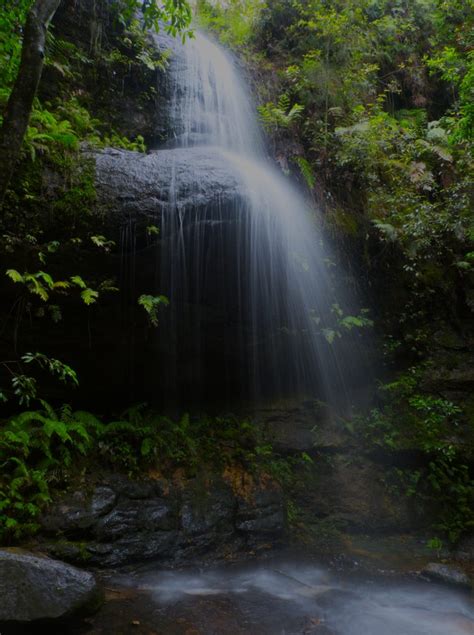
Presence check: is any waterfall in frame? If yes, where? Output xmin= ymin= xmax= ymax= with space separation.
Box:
xmin=153 ymin=32 xmax=368 ymax=411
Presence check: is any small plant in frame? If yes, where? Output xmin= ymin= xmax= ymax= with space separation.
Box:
xmin=258 ymin=94 xmax=304 ymax=132
xmin=427 ymin=536 xmax=443 ymax=557
xmin=1 ymin=352 xmax=78 ymax=406
xmin=138 ymin=294 xmax=170 ymax=327
xmin=0 ymin=402 xmax=96 ymax=540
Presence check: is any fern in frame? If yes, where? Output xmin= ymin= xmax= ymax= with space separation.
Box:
xmin=90 ymin=234 xmax=115 ymax=252
xmin=258 ymin=94 xmax=304 ymax=131
xmin=295 ymin=156 xmax=316 ymax=189
xmin=22 ymin=352 xmax=78 ymax=387
xmin=138 ymin=294 xmax=169 ymax=327
xmin=72 ymin=410 xmax=105 ymax=433
xmin=81 ymin=288 xmax=99 ymax=305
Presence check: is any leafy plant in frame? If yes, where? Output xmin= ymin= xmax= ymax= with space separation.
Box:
xmin=0 ymin=403 xmax=295 ymax=541
xmin=1 ymin=353 xmax=78 ymax=406
xmin=355 ymin=364 xmax=474 ymax=543
xmin=0 ymin=402 xmax=95 ymax=540
xmin=258 ymin=94 xmax=304 ymax=131
xmin=138 ymin=294 xmax=170 ymax=327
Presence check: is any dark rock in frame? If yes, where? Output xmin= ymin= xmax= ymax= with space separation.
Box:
xmin=95 ymin=498 xmax=177 ymax=540
xmin=181 ymin=481 xmax=235 ymax=536
xmin=236 ymin=510 xmax=285 ymax=534
xmin=87 ymin=532 xmax=178 ymax=568
xmin=90 ymin=486 xmax=117 ymax=516
xmin=455 ymin=534 xmax=474 ymax=562
xmin=93 ymin=146 xmax=242 ymax=222
xmin=41 ymin=472 xmax=286 ymax=567
xmin=421 ymin=562 xmax=472 ymax=589
xmin=302 ymin=454 xmax=417 ymax=533
xmin=94 ymin=504 xmax=141 ymax=540
xmin=255 ymin=399 xmax=350 ymax=452
xmin=236 ymin=485 xmax=286 ymax=535
xmin=106 ymin=474 xmax=167 ymax=499
xmin=42 ymin=486 xmax=117 ymax=536
xmin=0 ymin=549 xmax=102 ymax=623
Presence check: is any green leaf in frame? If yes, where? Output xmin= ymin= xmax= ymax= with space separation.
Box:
xmin=6 ymin=269 xmax=24 ymax=283
xmin=70 ymin=275 xmax=87 ymax=289
xmin=138 ymin=294 xmax=169 ymax=327
xmin=80 ymin=288 xmax=99 ymax=305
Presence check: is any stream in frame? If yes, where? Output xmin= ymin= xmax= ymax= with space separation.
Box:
xmin=84 ymin=557 xmax=474 ymax=635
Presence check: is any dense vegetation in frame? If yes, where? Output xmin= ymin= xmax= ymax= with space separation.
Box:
xmin=0 ymin=0 xmax=190 ymax=409
xmin=0 ymin=0 xmax=197 ymax=539
xmin=197 ymin=0 xmax=474 ymax=546
xmin=0 ymin=0 xmax=473 ymax=550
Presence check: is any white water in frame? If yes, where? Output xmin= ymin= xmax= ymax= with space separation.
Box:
xmin=119 ymin=563 xmax=474 ymax=635
xmin=157 ymin=32 xmax=368 ymax=409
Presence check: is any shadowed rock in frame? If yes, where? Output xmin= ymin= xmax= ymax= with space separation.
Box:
xmin=93 ymin=146 xmax=242 ymax=221
xmin=0 ymin=549 xmax=102 ymax=624
xmin=422 ymin=562 xmax=472 ymax=589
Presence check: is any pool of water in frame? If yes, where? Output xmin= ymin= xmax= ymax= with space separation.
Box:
xmin=102 ymin=559 xmax=473 ymax=635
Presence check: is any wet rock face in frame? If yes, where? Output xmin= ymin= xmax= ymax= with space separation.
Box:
xmin=306 ymin=453 xmax=417 ymax=533
xmin=0 ymin=549 xmax=102 ymax=624
xmin=93 ymin=146 xmax=242 ymax=222
xmin=455 ymin=533 xmax=474 ymax=562
xmin=43 ymin=1 xmax=160 ymax=142
xmin=422 ymin=563 xmax=472 ymax=589
xmin=41 ymin=473 xmax=286 ymax=567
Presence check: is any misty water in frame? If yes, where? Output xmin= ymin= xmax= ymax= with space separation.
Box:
xmin=155 ymin=31 xmax=369 ymax=410
xmin=111 ymin=560 xmax=474 ymax=635
xmin=103 ymin=32 xmax=474 ymax=635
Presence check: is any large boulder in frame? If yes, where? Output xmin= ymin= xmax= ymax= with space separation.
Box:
xmin=0 ymin=549 xmax=102 ymax=624
xmin=93 ymin=146 xmax=242 ymax=222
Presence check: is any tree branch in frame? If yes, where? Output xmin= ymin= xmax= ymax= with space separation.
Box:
xmin=0 ymin=0 xmax=62 ymax=210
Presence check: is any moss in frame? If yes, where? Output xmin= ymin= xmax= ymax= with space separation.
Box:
xmin=326 ymin=206 xmax=361 ymax=237
xmin=50 ymin=539 xmax=93 ymax=563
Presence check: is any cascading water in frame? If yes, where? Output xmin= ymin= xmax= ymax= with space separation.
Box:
xmin=154 ymin=32 xmax=368 ymax=411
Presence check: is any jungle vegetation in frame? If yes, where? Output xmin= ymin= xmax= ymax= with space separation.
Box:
xmin=0 ymin=0 xmax=473 ymax=547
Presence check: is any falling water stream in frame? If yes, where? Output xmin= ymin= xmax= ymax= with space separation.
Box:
xmin=155 ymin=32 xmax=367 ymax=410
xmin=90 ymin=31 xmax=474 ymax=635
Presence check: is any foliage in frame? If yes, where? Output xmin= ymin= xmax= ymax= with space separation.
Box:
xmin=295 ymin=156 xmax=316 ymax=189
xmin=196 ymin=0 xmax=264 ymax=49
xmin=199 ymin=1 xmax=473 ymax=335
xmin=120 ymin=0 xmax=192 ymax=38
xmin=317 ymin=305 xmax=373 ymax=344
xmin=258 ymin=93 xmax=304 ymax=131
xmin=0 ymin=352 xmax=78 ymax=406
xmin=0 ymin=402 xmax=96 ymax=539
xmin=0 ymin=403 xmax=301 ymax=541
xmin=356 ymin=364 xmax=474 ymax=543
xmin=138 ymin=294 xmax=170 ymax=327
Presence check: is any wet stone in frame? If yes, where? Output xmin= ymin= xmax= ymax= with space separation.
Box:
xmin=0 ymin=549 xmax=102 ymax=623
xmin=422 ymin=562 xmax=472 ymax=589
xmin=90 ymin=487 xmax=117 ymax=516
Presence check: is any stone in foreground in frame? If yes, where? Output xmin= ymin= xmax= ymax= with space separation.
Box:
xmin=0 ymin=549 xmax=102 ymax=623
xmin=422 ymin=562 xmax=472 ymax=589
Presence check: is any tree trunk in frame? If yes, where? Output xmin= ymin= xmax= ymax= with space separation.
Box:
xmin=0 ymin=0 xmax=62 ymax=210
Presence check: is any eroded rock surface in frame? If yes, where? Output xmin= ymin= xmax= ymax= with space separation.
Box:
xmin=0 ymin=549 xmax=101 ymax=624
xmin=422 ymin=562 xmax=472 ymax=589
xmin=42 ymin=471 xmax=286 ymax=567
xmin=93 ymin=146 xmax=242 ymax=221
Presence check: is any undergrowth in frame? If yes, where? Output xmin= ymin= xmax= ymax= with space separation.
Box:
xmin=354 ymin=364 xmax=474 ymax=545
xmin=0 ymin=402 xmax=306 ymax=542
